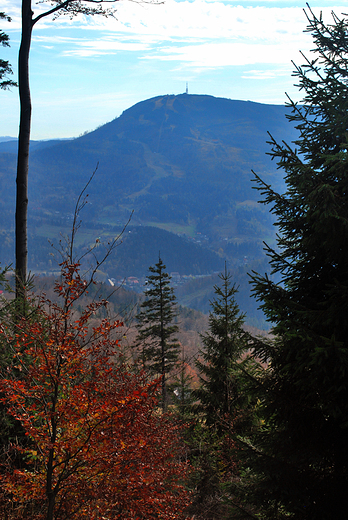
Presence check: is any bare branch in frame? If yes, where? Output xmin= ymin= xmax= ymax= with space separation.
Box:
xmin=33 ymin=0 xmax=118 ymax=25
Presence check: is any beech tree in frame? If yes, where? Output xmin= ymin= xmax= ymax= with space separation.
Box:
xmin=0 ymin=12 xmax=17 ymax=90
xmin=15 ymin=0 xmax=122 ymax=305
xmin=135 ymin=256 xmax=180 ymax=411
xmin=246 ymin=6 xmax=348 ymax=518
xmin=0 ymin=261 xmax=190 ymax=520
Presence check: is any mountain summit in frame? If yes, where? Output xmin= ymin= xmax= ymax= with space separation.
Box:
xmin=1 ymin=93 xmax=297 ymax=273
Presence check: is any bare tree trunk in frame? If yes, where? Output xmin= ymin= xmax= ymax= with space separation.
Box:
xmin=16 ymin=0 xmax=33 ymax=306
xmin=160 ymin=281 xmax=167 ymax=412
xmin=161 ymin=336 xmax=167 ymax=412
xmin=46 ymin=448 xmax=57 ymax=520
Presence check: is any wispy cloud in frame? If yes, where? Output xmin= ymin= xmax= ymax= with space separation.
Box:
xmin=241 ymin=68 xmax=290 ymax=80
xmin=2 ymin=0 xmax=347 ymax=139
xmin=25 ymin=3 xmax=307 ymax=65
xmin=142 ymin=41 xmax=299 ymax=68
xmin=24 ymin=1 xmax=343 ymax=66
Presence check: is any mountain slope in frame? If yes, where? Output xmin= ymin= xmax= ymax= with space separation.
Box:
xmin=1 ymin=94 xmax=297 ymax=234
xmin=0 ymin=94 xmax=298 ymax=325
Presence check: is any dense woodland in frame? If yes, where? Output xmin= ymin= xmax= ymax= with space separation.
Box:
xmin=1 ymin=4 xmax=348 ymax=520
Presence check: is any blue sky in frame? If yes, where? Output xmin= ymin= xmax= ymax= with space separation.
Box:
xmin=1 ymin=0 xmax=345 ymax=139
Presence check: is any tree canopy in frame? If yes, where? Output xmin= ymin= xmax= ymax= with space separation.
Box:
xmin=0 ymin=262 xmax=190 ymax=520
xmin=247 ymin=6 xmax=348 ymax=518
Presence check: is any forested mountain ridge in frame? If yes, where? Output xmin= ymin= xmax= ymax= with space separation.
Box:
xmin=0 ymin=94 xmax=298 ymax=327
xmin=1 ymin=94 xmax=297 ymax=240
xmin=2 ymin=7 xmax=348 ymax=518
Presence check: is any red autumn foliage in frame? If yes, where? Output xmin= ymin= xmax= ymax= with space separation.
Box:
xmin=0 ymin=262 xmax=191 ymax=520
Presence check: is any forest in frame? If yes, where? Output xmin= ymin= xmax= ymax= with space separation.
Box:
xmin=1 ymin=3 xmax=348 ymax=519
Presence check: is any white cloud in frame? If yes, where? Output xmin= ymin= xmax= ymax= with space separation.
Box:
xmin=143 ymin=39 xmax=303 ymax=67
xmin=32 ymin=34 xmax=150 ymax=55
xmin=4 ymin=1 xmax=347 ymax=35
xmin=3 ymin=0 xmax=348 ymax=138
xmin=6 ymin=2 xmax=347 ymax=60
xmin=64 ymin=40 xmax=150 ymax=56
xmin=241 ymin=68 xmax=289 ymax=80
xmin=23 ymin=2 xmax=344 ymax=66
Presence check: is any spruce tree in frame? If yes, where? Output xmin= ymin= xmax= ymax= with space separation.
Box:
xmin=247 ymin=7 xmax=348 ymax=519
xmin=190 ymin=266 xmax=256 ymax=516
xmin=194 ymin=265 xmax=250 ymax=433
xmin=172 ymin=347 xmax=195 ymax=418
xmin=135 ymin=256 xmax=179 ymax=410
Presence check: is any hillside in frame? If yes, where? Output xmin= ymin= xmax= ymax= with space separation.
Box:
xmin=1 ymin=94 xmax=296 ymax=238
xmin=0 ymin=94 xmax=298 ymax=326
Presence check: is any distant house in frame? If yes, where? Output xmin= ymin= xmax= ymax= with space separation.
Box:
xmin=127 ymin=277 xmax=139 ymax=286
xmin=170 ymin=272 xmax=181 ymax=284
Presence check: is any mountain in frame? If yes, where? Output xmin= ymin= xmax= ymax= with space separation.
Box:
xmin=0 ymin=94 xmax=299 ymax=326
xmin=1 ymin=93 xmax=297 ymax=239
xmin=0 ymin=138 xmax=73 ymax=154
xmin=0 ymin=136 xmax=17 ymax=143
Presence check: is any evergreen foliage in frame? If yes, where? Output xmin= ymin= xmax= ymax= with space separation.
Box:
xmin=247 ymin=6 xmax=348 ymax=518
xmin=135 ymin=256 xmax=180 ymax=410
xmin=0 ymin=269 xmax=22 ymax=456
xmin=188 ymin=266 xmax=257 ymax=518
xmin=194 ymin=265 xmax=250 ymax=433
xmin=0 ymin=12 xmax=17 ymax=90
xmin=0 ymin=267 xmax=34 ymax=458
xmin=171 ymin=348 xmax=195 ymax=418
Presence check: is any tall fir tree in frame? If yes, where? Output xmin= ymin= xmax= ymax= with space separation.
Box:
xmin=189 ymin=266 xmax=256 ymax=517
xmin=194 ymin=265 xmax=251 ymax=433
xmin=246 ymin=6 xmax=348 ymax=519
xmin=135 ymin=256 xmax=180 ymax=410
xmin=172 ymin=347 xmax=195 ymax=418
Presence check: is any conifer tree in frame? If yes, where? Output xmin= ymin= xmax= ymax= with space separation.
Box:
xmin=172 ymin=347 xmax=195 ymax=418
xmin=194 ymin=265 xmax=251 ymax=433
xmin=247 ymin=6 xmax=348 ymax=518
xmin=135 ymin=256 xmax=180 ymax=410
xmin=189 ymin=266 xmax=255 ymax=516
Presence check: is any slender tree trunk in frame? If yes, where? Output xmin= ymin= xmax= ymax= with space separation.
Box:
xmin=46 ymin=382 xmax=59 ymax=520
xmin=161 ymin=335 xmax=167 ymax=411
xmin=46 ymin=449 xmax=56 ymax=520
xmin=16 ymin=0 xmax=33 ymax=305
xmin=160 ymin=279 xmax=167 ymax=411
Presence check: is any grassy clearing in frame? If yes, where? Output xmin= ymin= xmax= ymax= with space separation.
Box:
xmin=144 ymin=222 xmax=196 ymax=237
xmin=34 ymin=224 xmax=106 ymax=246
